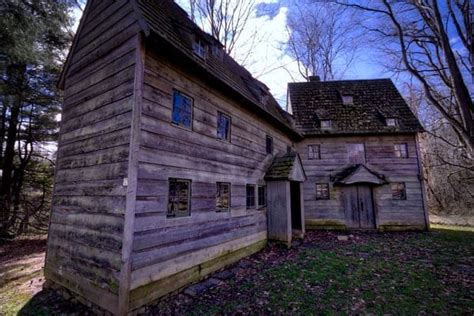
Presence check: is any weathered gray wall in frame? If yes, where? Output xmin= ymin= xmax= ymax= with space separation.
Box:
xmin=45 ymin=0 xmax=141 ymax=313
xmin=296 ymin=134 xmax=426 ymax=229
xmin=128 ymin=47 xmax=293 ymax=308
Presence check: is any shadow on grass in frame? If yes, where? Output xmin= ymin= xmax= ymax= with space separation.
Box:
xmin=18 ymin=288 xmax=90 ymax=316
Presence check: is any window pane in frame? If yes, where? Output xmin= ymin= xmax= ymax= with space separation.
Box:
xmin=258 ymin=186 xmax=266 ymax=207
xmin=316 ymin=183 xmax=330 ymax=200
xmin=172 ymin=91 xmax=192 ymax=128
xmin=391 ymin=183 xmax=406 ymax=200
xmin=217 ymin=113 xmax=230 ymax=140
xmin=321 ymin=120 xmax=332 ymax=129
xmin=394 ymin=143 xmax=408 ymax=158
xmin=266 ymin=136 xmax=273 ymax=154
xmin=216 ymin=182 xmax=230 ymax=212
xmin=387 ymin=118 xmax=397 ymax=126
xmin=168 ymin=179 xmax=191 ymax=217
xmin=246 ymin=185 xmax=255 ymax=208
xmin=308 ymin=145 xmax=320 ymax=159
xmin=347 ymin=143 xmax=365 ymax=163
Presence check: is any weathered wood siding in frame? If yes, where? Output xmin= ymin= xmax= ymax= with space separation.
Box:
xmin=296 ymin=134 xmax=426 ymax=229
xmin=45 ymin=0 xmax=141 ymax=313
xmin=129 ymin=47 xmax=292 ymax=304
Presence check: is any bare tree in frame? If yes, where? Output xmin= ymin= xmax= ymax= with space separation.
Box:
xmin=188 ymin=0 xmax=257 ymax=64
xmin=285 ymin=0 xmax=362 ymax=81
xmin=339 ymin=0 xmax=473 ymax=152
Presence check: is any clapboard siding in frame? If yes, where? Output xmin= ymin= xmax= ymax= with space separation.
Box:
xmin=297 ymin=135 xmax=426 ymax=228
xmin=129 ymin=48 xmax=291 ymax=287
xmin=45 ymin=0 xmax=140 ymax=310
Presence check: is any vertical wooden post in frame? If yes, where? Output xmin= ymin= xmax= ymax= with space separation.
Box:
xmin=118 ymin=33 xmax=145 ymax=315
xmin=415 ymin=133 xmax=430 ymax=231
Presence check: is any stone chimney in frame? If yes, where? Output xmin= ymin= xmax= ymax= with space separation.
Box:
xmin=308 ymin=75 xmax=320 ymax=82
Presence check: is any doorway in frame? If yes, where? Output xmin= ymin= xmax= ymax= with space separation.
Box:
xmin=344 ymin=185 xmax=376 ymax=229
xmin=290 ymin=181 xmax=302 ymax=232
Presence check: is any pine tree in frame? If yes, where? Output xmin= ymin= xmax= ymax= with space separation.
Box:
xmin=0 ymin=0 xmax=76 ymax=237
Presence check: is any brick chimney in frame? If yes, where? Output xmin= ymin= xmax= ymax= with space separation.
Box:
xmin=308 ymin=75 xmax=320 ymax=82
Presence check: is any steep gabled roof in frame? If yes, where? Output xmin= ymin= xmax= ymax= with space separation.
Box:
xmin=288 ymin=79 xmax=424 ymax=136
xmin=133 ymin=0 xmax=299 ymax=136
xmin=59 ymin=0 xmax=300 ymax=139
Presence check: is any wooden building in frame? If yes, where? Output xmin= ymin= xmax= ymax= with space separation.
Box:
xmin=288 ymin=77 xmax=428 ymax=231
xmin=45 ymin=0 xmax=427 ymax=314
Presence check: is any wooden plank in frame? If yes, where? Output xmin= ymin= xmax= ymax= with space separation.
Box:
xmin=118 ymin=33 xmax=144 ymax=316
xmin=130 ymin=231 xmax=266 ymax=290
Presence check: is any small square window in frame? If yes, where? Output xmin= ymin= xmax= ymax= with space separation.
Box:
xmin=316 ymin=183 xmax=330 ymax=200
xmin=167 ymin=179 xmax=191 ymax=218
xmin=347 ymin=143 xmax=365 ymax=164
xmin=341 ymin=95 xmax=353 ymax=105
xmin=217 ymin=112 xmax=231 ymax=141
xmin=386 ymin=118 xmax=397 ymax=127
xmin=391 ymin=183 xmax=406 ymax=200
xmin=192 ymin=39 xmax=207 ymax=59
xmin=308 ymin=145 xmax=321 ymax=159
xmin=216 ymin=182 xmax=231 ymax=212
xmin=321 ymin=120 xmax=332 ymax=130
xmin=394 ymin=143 xmax=408 ymax=158
xmin=266 ymin=136 xmax=273 ymax=154
xmin=246 ymin=185 xmax=256 ymax=209
xmin=258 ymin=186 xmax=267 ymax=207
xmin=172 ymin=90 xmax=193 ymax=128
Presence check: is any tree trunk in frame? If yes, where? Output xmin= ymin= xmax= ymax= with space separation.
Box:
xmin=0 ymin=64 xmax=25 ymax=237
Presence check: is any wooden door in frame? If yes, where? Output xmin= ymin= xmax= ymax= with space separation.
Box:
xmin=344 ymin=185 xmax=375 ymax=229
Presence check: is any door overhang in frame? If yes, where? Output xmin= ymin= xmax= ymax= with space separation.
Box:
xmin=332 ymin=164 xmax=386 ymax=186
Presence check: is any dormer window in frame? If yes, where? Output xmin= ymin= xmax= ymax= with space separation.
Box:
xmin=211 ymin=45 xmax=223 ymax=59
xmin=341 ymin=95 xmax=353 ymax=105
xmin=321 ymin=120 xmax=332 ymax=130
xmin=192 ymin=39 xmax=207 ymax=59
xmin=386 ymin=118 xmax=397 ymax=127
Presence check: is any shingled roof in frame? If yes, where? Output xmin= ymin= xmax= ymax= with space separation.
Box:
xmin=265 ymin=152 xmax=306 ymax=181
xmin=134 ymin=0 xmax=300 ymax=138
xmin=288 ymin=79 xmax=424 ymax=136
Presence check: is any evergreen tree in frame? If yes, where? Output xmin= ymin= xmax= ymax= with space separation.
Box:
xmin=0 ymin=0 xmax=75 ymax=237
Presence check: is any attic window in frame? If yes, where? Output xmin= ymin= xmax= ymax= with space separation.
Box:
xmin=341 ymin=95 xmax=354 ymax=105
xmin=320 ymin=120 xmax=332 ymax=130
xmin=192 ymin=39 xmax=207 ymax=59
xmin=386 ymin=118 xmax=397 ymax=127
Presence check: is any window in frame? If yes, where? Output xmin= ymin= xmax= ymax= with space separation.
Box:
xmin=308 ymin=145 xmax=321 ymax=160
xmin=391 ymin=183 xmax=406 ymax=200
xmin=172 ymin=90 xmax=193 ymax=128
xmin=347 ymin=143 xmax=365 ymax=164
xmin=341 ymin=95 xmax=354 ymax=105
xmin=216 ymin=182 xmax=231 ymax=212
xmin=386 ymin=118 xmax=397 ymax=127
xmin=321 ymin=120 xmax=332 ymax=130
xmin=246 ymin=185 xmax=256 ymax=208
xmin=316 ymin=183 xmax=330 ymax=200
xmin=258 ymin=186 xmax=266 ymax=207
xmin=266 ymin=136 xmax=273 ymax=154
xmin=192 ymin=39 xmax=207 ymax=59
xmin=394 ymin=143 xmax=408 ymax=158
xmin=217 ymin=112 xmax=231 ymax=141
xmin=167 ymin=179 xmax=191 ymax=218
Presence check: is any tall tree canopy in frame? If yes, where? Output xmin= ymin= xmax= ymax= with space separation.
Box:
xmin=0 ymin=0 xmax=75 ymax=237
xmin=285 ymin=0 xmax=362 ymax=81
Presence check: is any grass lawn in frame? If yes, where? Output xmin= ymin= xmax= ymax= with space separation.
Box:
xmin=1 ymin=227 xmax=473 ymax=315
xmin=153 ymin=228 xmax=474 ymax=315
